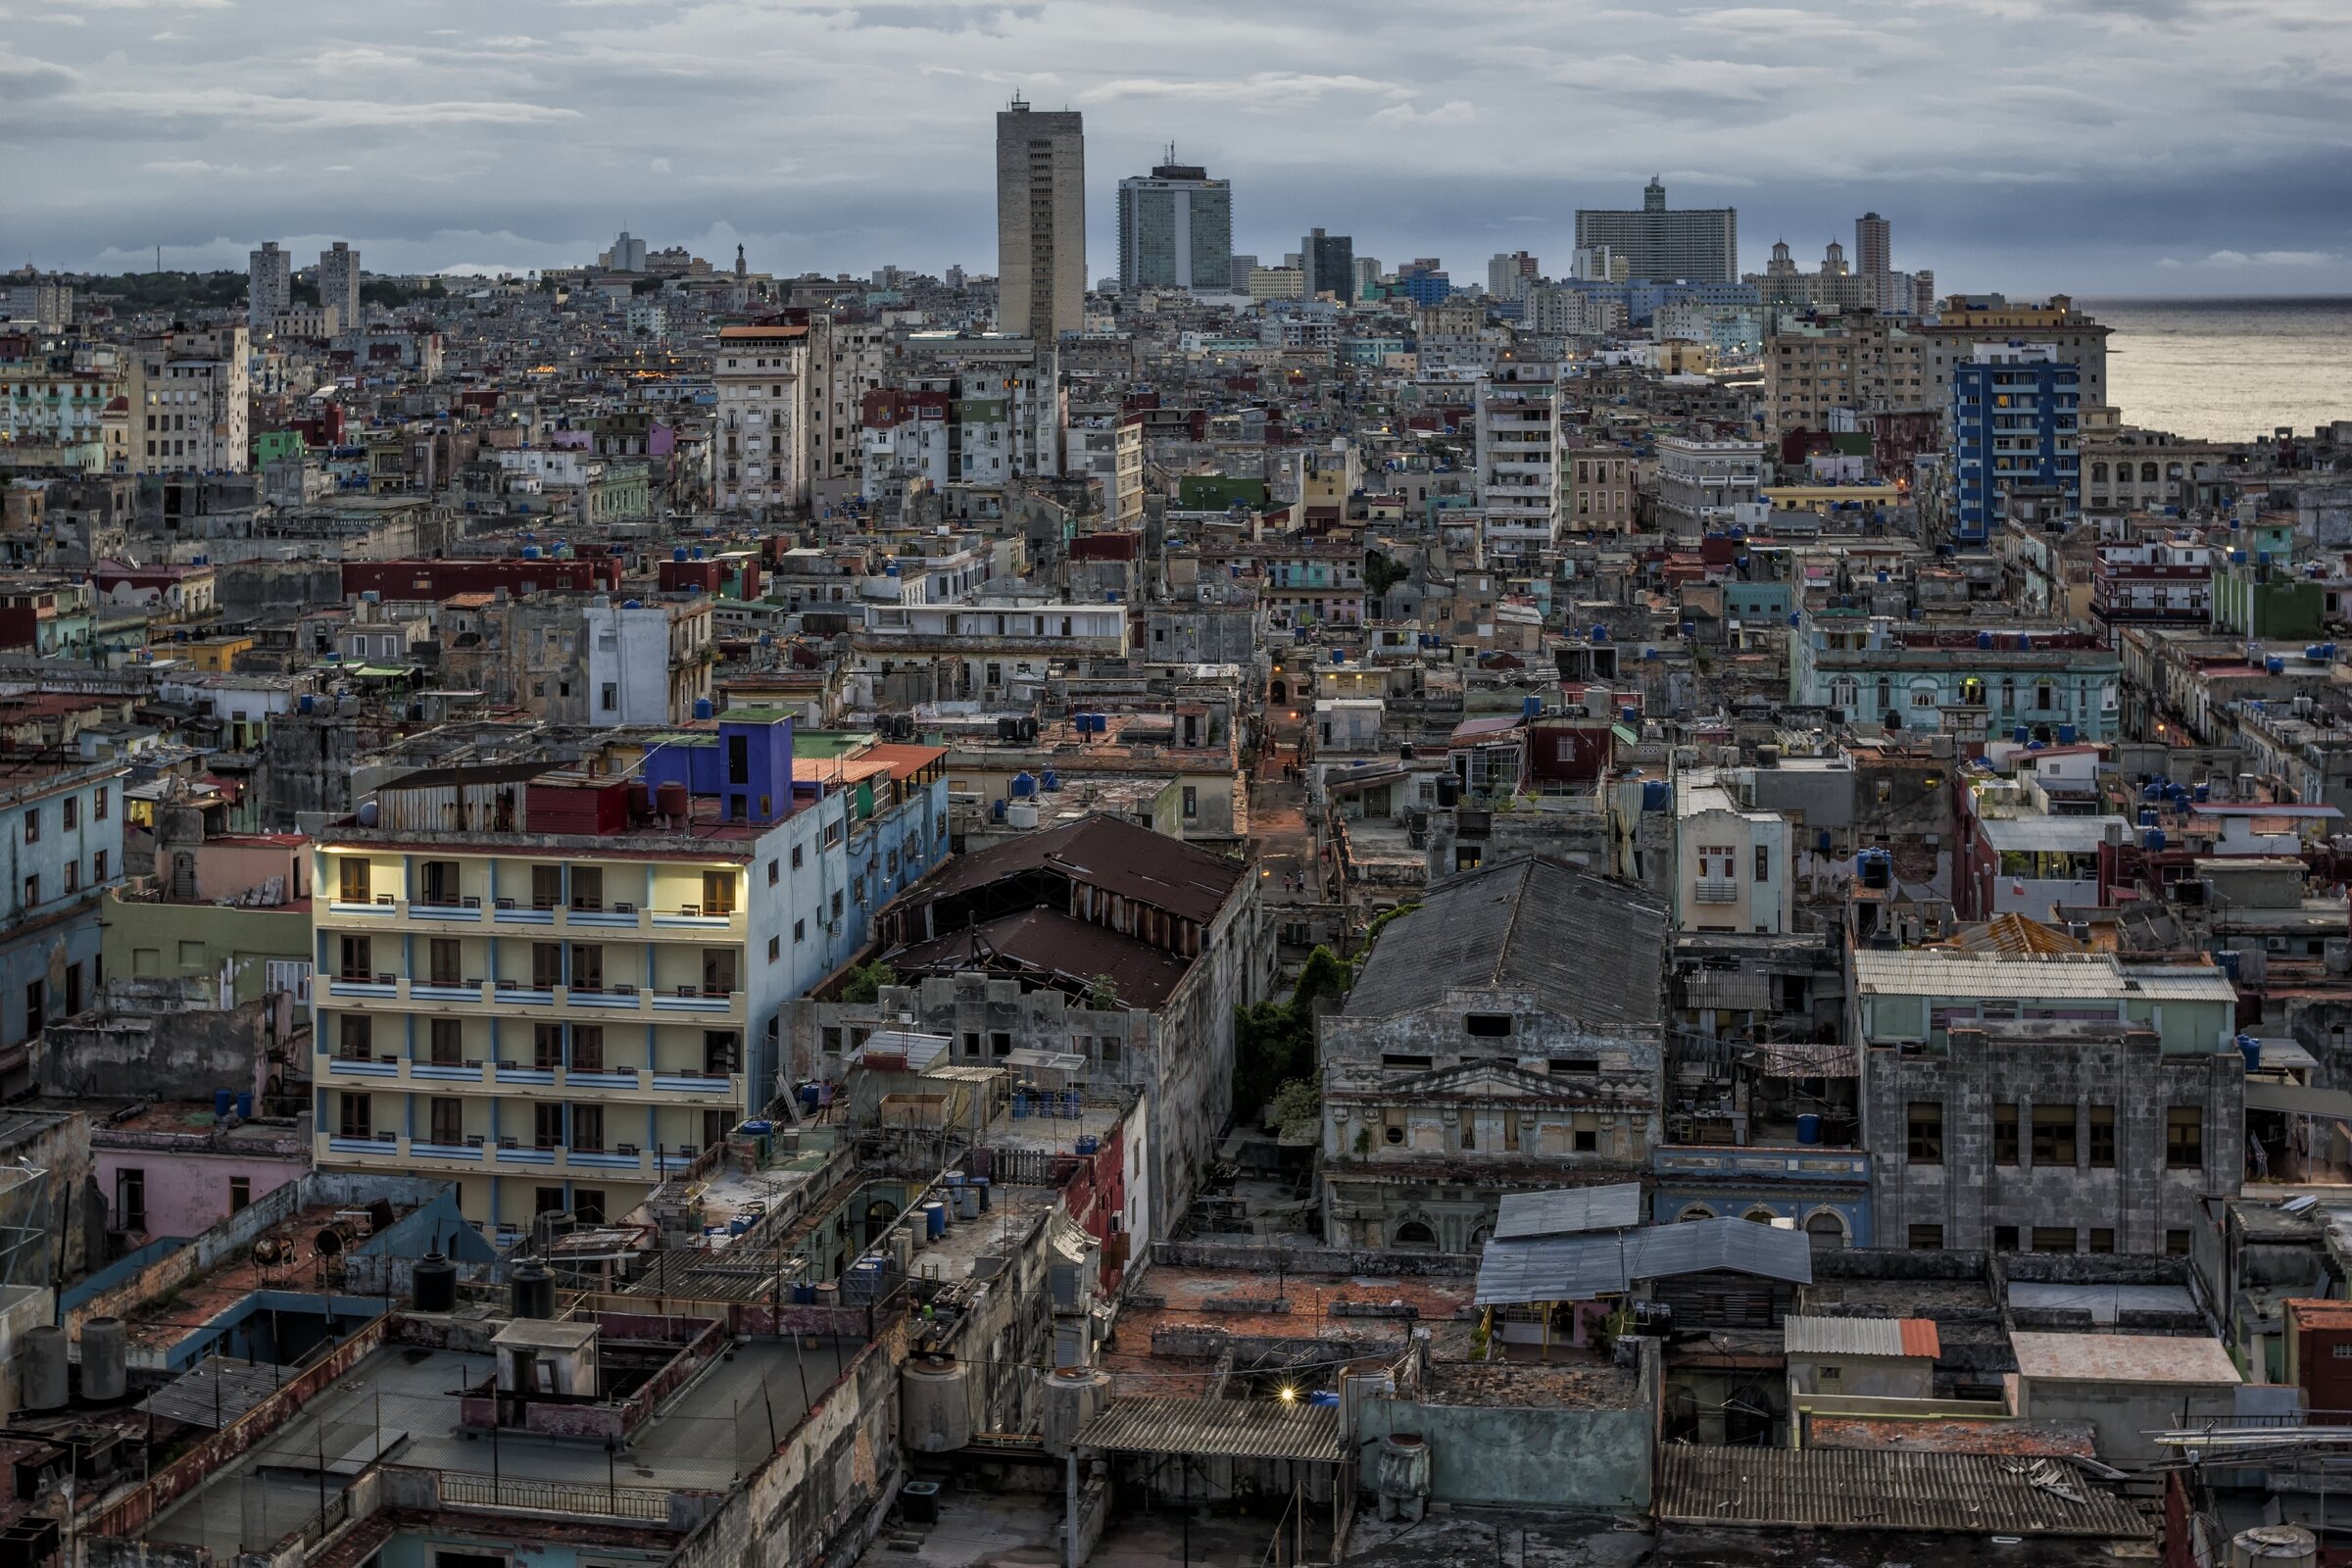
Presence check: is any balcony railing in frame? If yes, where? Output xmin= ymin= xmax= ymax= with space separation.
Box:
xmin=1693 ymin=878 xmax=1740 ymax=904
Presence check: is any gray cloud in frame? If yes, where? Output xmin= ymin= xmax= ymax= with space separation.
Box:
xmin=2 ymin=0 xmax=2346 ymax=294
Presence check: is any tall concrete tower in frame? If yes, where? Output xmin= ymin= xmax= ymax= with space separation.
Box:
xmin=248 ymin=241 xmax=290 ymax=330
xmin=1855 ymin=212 xmax=1891 ymax=277
xmin=996 ymin=96 xmax=1085 ymax=339
xmin=318 ymin=242 xmax=361 ymax=328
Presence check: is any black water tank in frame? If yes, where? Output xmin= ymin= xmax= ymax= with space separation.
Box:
xmin=413 ymin=1252 xmax=458 ymax=1313
xmin=511 ymin=1262 xmax=555 ymax=1320
xmin=1436 ymin=774 xmax=1461 ymax=808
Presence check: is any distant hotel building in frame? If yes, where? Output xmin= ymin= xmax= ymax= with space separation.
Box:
xmin=1574 ymin=178 xmax=1737 ymax=284
xmin=1116 ymin=157 xmax=1232 ymax=294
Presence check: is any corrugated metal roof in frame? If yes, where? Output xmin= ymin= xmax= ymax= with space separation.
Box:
xmin=1658 ymin=1446 xmax=2151 ymax=1539
xmin=1475 ymin=1217 xmax=1813 ymax=1305
xmin=1077 ymin=1396 xmax=1343 ymax=1462
xmin=2010 ymin=1331 xmax=2241 ymax=1387
xmin=1493 ymin=1183 xmax=1644 ymax=1241
xmin=1851 ymin=949 xmax=2234 ymax=1003
xmin=1342 ymin=856 xmax=1665 ymax=1029
xmin=1783 ymin=1315 xmax=1940 ymax=1359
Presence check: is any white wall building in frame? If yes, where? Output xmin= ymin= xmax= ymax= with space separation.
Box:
xmin=1474 ymin=360 xmax=1562 ymax=566
xmin=713 ymin=322 xmax=809 ymax=513
xmin=1674 ymin=769 xmax=1794 ymax=935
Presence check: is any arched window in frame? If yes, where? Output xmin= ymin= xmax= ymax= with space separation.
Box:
xmin=1678 ymin=1204 xmax=1716 ymax=1222
xmin=1804 ymin=1210 xmax=1848 ymax=1250
xmin=1394 ymin=1220 xmax=1439 ymax=1250
xmin=1744 ymin=1206 xmax=1779 ymax=1224
xmin=2140 ymin=462 xmax=2159 ymax=483
xmin=2090 ymin=462 xmax=2108 ymax=482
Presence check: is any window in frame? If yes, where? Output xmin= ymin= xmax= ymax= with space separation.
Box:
xmin=703 ymin=870 xmax=737 ymax=915
xmin=794 ymin=919 xmax=807 ymax=944
xmin=572 ymin=1190 xmax=606 ymax=1226
xmin=229 ymin=1176 xmax=251 ymax=1214
xmin=532 ymin=943 xmax=564 ymax=990
xmin=1182 ymin=786 xmax=1199 ymax=818
xmin=429 ymin=1018 xmax=463 ymax=1064
xmin=61 ymin=797 xmax=75 ymax=831
xmin=705 ymin=1031 xmax=740 ymax=1074
xmin=117 ymin=1169 xmax=146 ymax=1231
xmin=791 ymin=845 xmax=805 ymax=869
xmin=2032 ymin=1227 xmax=2078 ymax=1254
xmin=767 ymin=860 xmax=779 ymax=886
xmin=531 ymin=864 xmax=563 ymax=910
xmin=92 ymin=851 xmax=106 ymax=882
xmin=1993 ymin=1103 xmax=2019 ymax=1165
xmin=2167 ymin=1105 xmax=2204 ymax=1168
xmin=1993 ymin=1225 xmax=2019 ymax=1251
xmin=534 ymin=1186 xmax=566 ymax=1215
xmin=1906 ymin=1102 xmax=1943 ymax=1163
xmin=567 ymin=945 xmax=603 ymax=990
xmin=63 ymin=862 xmax=77 ymax=896
xmin=1574 ymin=1129 xmax=1598 ymax=1152
xmin=533 ymin=1022 xmax=564 ymax=1070
xmin=569 ymin=865 xmax=603 ymax=910
xmin=571 ymin=1025 xmax=604 ymax=1071
xmin=337 ymin=1013 xmax=371 ymax=1059
xmin=2032 ymin=1104 xmax=2078 ymax=1167
xmin=533 ymin=1102 xmax=564 ymax=1150
xmin=339 ymin=858 xmax=369 ymax=904
xmin=570 ymin=1103 xmax=604 ymax=1152
xmin=601 ymin=682 xmax=617 ymax=712
xmin=21 ymin=808 xmax=37 ymax=845
xmin=702 ymin=948 xmax=738 ymax=995
xmin=2088 ymin=1228 xmax=2114 ymax=1254
xmin=767 ymin=936 xmax=780 ymax=962
xmin=92 ymin=788 xmax=106 ymax=821
xmin=21 ymin=875 xmax=35 ymax=908
xmin=2088 ymin=1104 xmax=2114 ymax=1166
xmin=420 ymin=859 xmax=461 ymax=906
xmin=430 ymin=1099 xmax=464 ymax=1146
xmin=1754 ymin=843 xmax=1770 ymax=882
xmin=1459 ymin=1109 xmax=1476 ymax=1150
xmin=338 ymin=1093 xmax=371 ymax=1140
xmin=990 ymin=1031 xmax=1012 ymax=1058
xmin=1908 ymin=1224 xmax=1943 ymax=1250
xmin=428 ymin=938 xmax=462 ymax=987
xmin=1465 ymin=1013 xmax=1512 ymax=1038
xmin=2166 ymin=1228 xmax=2191 ymax=1254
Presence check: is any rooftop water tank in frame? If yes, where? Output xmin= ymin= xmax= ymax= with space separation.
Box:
xmin=694 ymin=697 xmax=714 ymax=720
xmin=902 ymin=1354 xmax=974 ymax=1454
xmin=79 ymin=1317 xmax=127 ymax=1402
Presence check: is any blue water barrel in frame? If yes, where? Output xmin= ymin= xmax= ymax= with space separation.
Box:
xmin=2238 ymin=1034 xmax=2262 ymax=1073
xmin=793 ymin=1282 xmax=816 ymax=1304
xmin=1011 ymin=1090 xmax=1027 ymax=1118
xmin=1522 ymin=695 xmax=1542 ymax=719
xmin=2013 ymin=726 xmax=2030 ymax=745
xmin=1076 ymin=1135 xmax=1099 ymax=1156
xmin=2194 ymin=782 xmax=2211 ymax=803
xmin=214 ymin=1089 xmax=233 ymax=1119
xmin=742 ymin=1119 xmax=773 ymax=1136
xmin=235 ymin=1093 xmax=253 ymax=1119
xmin=1796 ymin=1114 xmax=1822 ymax=1145
xmin=923 ymin=1202 xmax=948 ymax=1240
xmin=1307 ymin=1391 xmax=1341 ymax=1406
xmin=1641 ymin=780 xmax=1671 ymax=812
xmin=2058 ymin=724 xmax=2077 ymax=745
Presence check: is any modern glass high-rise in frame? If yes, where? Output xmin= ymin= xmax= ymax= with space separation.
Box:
xmin=996 ymin=96 xmax=1086 ymax=339
xmin=1116 ymin=158 xmax=1233 ymax=294
xmin=1301 ymin=228 xmax=1354 ymax=304
xmin=1573 ymin=178 xmax=1737 ymax=284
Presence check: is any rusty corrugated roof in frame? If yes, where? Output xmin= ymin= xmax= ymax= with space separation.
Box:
xmin=1658 ymin=1446 xmax=2150 ymax=1539
xmin=1078 ymin=1396 xmax=1343 ymax=1462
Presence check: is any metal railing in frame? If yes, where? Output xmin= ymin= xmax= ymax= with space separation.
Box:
xmin=439 ymin=1471 xmax=670 ymax=1521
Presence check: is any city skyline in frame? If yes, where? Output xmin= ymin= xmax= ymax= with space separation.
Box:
xmin=1 ymin=0 xmax=2347 ymax=294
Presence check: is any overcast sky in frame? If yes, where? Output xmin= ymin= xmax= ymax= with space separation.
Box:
xmin=3 ymin=0 xmax=2348 ymax=295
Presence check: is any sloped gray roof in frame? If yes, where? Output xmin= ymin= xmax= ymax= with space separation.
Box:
xmin=1475 ymin=1216 xmax=1814 ymax=1305
xmin=1493 ymin=1183 xmax=1644 ymax=1241
xmin=1342 ymin=856 xmax=1665 ymax=1029
xmin=1659 ymin=1446 xmax=2151 ymax=1539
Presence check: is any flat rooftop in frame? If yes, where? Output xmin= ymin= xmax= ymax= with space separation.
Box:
xmin=145 ymin=1333 xmax=853 ymax=1558
xmin=1099 ymin=1265 xmax=1478 ymax=1396
xmin=2010 ymin=1331 xmax=2240 ymax=1386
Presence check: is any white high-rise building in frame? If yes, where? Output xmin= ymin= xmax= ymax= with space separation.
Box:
xmin=602 ymin=230 xmax=649 ymax=272
xmin=248 ymin=242 xmax=290 ymax=330
xmin=1486 ymin=251 xmax=1539 ymax=303
xmin=318 ymin=242 xmax=361 ymax=327
xmin=995 ymin=96 xmax=1086 ymax=339
xmin=713 ymin=322 xmax=810 ymax=513
xmin=1474 ymin=360 xmax=1562 ymax=566
xmin=128 ymin=325 xmax=249 ymax=474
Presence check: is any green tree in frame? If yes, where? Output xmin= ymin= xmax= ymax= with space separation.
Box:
xmin=1263 ymin=1078 xmax=1321 ymax=1142
xmin=840 ymin=960 xmax=897 ymax=1004
xmin=1364 ymin=549 xmax=1411 ymax=603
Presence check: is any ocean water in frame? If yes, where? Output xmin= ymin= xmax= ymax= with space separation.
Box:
xmin=2083 ymin=296 xmax=2352 ymax=443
